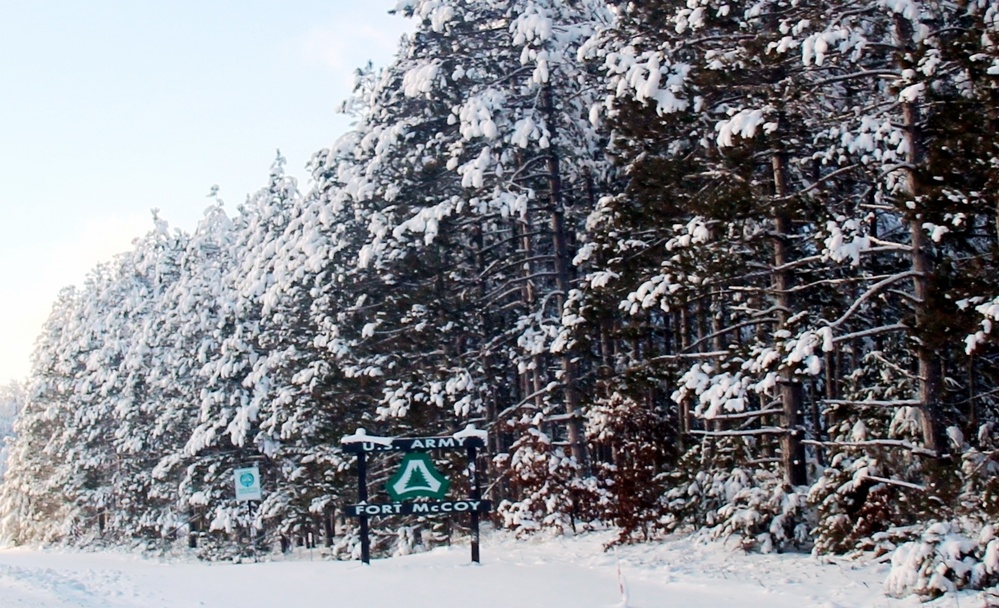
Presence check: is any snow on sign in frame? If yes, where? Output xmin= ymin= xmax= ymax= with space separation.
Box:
xmin=233 ymin=466 xmax=262 ymax=502
xmin=340 ymin=427 xmax=486 ymax=453
xmin=386 ymin=453 xmax=450 ymax=501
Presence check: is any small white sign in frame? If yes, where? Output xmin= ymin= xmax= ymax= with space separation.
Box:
xmin=234 ymin=466 xmax=262 ymax=502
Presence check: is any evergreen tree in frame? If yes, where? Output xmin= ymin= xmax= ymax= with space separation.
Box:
xmin=0 ymin=382 xmax=23 ymax=483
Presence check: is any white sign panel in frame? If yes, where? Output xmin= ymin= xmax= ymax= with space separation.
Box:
xmin=233 ymin=466 xmax=262 ymax=502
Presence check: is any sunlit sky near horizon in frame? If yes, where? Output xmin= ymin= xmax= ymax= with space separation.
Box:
xmin=0 ymin=1 xmax=412 ymax=384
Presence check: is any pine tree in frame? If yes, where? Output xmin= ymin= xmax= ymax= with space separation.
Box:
xmin=313 ymin=0 xmax=616 ymax=533
xmin=0 ymin=288 xmax=87 ymax=543
xmin=0 ymin=382 xmax=23 ymax=483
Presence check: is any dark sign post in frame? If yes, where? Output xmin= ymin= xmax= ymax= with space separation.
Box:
xmin=342 ymin=427 xmax=490 ymax=564
xmin=467 ymin=441 xmax=481 ymax=564
xmin=356 ymin=450 xmax=370 ymax=563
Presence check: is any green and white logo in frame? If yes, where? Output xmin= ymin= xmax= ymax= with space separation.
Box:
xmin=386 ymin=453 xmax=450 ymax=501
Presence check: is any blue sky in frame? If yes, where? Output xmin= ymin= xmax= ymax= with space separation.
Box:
xmin=0 ymin=1 xmax=411 ymax=383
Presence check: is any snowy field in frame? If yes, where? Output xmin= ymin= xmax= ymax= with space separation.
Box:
xmin=0 ymin=530 xmax=991 ymax=607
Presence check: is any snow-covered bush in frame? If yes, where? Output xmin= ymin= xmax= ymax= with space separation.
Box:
xmin=495 ymin=422 xmax=604 ymax=536
xmin=712 ymin=471 xmax=810 ymax=553
xmin=809 ymin=363 xmax=958 ymax=556
xmin=585 ymin=392 xmax=672 ymax=544
xmin=392 ymin=525 xmax=424 ymax=557
xmin=807 ymin=445 xmax=958 ymax=557
xmin=879 ymin=428 xmax=999 ymax=597
xmin=809 ymin=450 xmax=905 ymax=555
xmin=660 ymin=439 xmax=811 ymax=553
xmin=885 ymin=521 xmax=999 ymax=599
xmin=957 ymin=425 xmax=999 ymax=517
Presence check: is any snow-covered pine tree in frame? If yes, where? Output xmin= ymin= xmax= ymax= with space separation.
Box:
xmin=150 ymin=201 xmax=240 ymax=553
xmin=99 ymin=217 xmax=188 ymax=544
xmin=577 ymin=0 xmax=851 ymax=547
xmin=249 ymin=133 xmax=383 ymax=550
xmin=772 ymin=1 xmax=999 ymax=562
xmin=573 ymin=0 xmax=999 ymax=561
xmin=0 ymin=286 xmax=96 ymax=544
xmin=0 ymin=382 xmax=23 ymax=483
xmin=1 ymin=216 xmax=188 ymax=545
xmin=177 ymin=167 xmax=306 ymax=557
xmin=307 ymin=0 xmax=617 ymax=537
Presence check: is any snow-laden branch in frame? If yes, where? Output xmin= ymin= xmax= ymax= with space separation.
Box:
xmin=803 ymin=439 xmax=937 ymax=458
xmin=680 ymin=318 xmax=779 ymax=354
xmin=808 ymin=69 xmax=901 ymax=88
xmin=966 ymin=296 xmax=999 ymax=354
xmin=822 ymin=398 xmax=923 ymax=407
xmin=776 ymin=163 xmax=862 ymax=201
xmin=862 ymin=474 xmax=925 ymax=491
xmin=826 ymin=271 xmax=918 ymax=329
xmin=646 ymin=351 xmax=732 ymax=364
xmin=703 ymin=407 xmax=783 ymax=422
xmin=831 ymin=323 xmax=908 ymax=344
xmin=690 ymin=427 xmax=787 ymax=438
xmin=789 ymin=273 xmax=903 ymax=294
xmin=491 ymin=381 xmax=562 ymax=424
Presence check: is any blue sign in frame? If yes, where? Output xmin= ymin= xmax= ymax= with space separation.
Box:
xmin=233 ymin=466 xmax=262 ymax=502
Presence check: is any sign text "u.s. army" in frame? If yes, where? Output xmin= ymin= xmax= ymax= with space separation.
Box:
xmin=341 ymin=435 xmax=484 ymax=453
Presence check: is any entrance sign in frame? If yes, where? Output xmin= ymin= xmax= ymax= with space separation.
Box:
xmin=233 ymin=466 xmax=262 ymax=502
xmin=387 ymin=453 xmax=451 ymax=500
xmin=341 ymin=426 xmax=490 ymax=564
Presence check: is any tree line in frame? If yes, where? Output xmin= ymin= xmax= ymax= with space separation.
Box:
xmin=3 ymin=0 xmax=999 ymax=598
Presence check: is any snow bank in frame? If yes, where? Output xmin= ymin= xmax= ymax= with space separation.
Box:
xmin=1 ymin=530 xmax=986 ymax=607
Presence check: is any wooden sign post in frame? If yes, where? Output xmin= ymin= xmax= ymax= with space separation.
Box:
xmin=341 ymin=426 xmax=491 ymax=564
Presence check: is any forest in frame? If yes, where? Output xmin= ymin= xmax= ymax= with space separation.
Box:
xmin=2 ymin=0 xmax=999 ymax=599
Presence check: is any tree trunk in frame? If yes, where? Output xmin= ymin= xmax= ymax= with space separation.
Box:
xmin=772 ymin=151 xmax=808 ymax=486
xmin=909 ymin=209 xmax=944 ymax=455
xmin=679 ymin=306 xmax=692 ymax=438
xmin=541 ymin=84 xmax=588 ymax=470
xmin=895 ymin=13 xmax=945 ymax=455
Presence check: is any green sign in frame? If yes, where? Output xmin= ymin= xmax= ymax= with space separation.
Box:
xmin=386 ymin=453 xmax=450 ymax=501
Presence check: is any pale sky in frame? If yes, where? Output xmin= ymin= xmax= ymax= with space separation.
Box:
xmin=0 ymin=1 xmax=412 ymax=384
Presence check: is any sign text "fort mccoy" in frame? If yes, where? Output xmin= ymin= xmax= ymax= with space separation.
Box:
xmin=347 ymin=500 xmax=492 ymax=517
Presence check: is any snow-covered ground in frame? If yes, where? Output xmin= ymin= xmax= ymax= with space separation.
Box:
xmin=0 ymin=530 xmax=992 ymax=607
